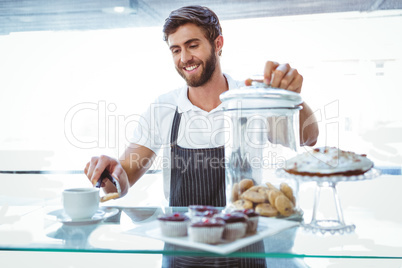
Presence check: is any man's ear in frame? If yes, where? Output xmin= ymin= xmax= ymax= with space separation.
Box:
xmin=215 ymin=35 xmax=224 ymax=55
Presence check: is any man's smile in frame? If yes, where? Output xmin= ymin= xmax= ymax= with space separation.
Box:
xmin=183 ymin=64 xmax=199 ymax=72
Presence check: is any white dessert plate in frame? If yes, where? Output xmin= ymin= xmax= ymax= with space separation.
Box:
xmin=126 ymin=217 xmax=299 ymax=255
xmin=47 ymin=207 xmax=119 ymax=226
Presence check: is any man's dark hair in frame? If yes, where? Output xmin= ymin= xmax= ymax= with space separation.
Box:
xmin=163 ymin=5 xmax=223 ymax=55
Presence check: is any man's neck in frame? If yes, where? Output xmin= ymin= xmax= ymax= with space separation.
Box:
xmin=187 ymin=70 xmax=228 ymax=112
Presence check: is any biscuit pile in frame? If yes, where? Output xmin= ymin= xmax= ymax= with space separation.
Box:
xmin=231 ymin=179 xmax=296 ymax=217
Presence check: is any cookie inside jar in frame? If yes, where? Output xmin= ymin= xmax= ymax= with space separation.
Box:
xmin=228 ymin=177 xmax=299 ymax=218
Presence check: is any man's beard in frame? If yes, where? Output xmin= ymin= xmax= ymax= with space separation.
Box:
xmin=176 ymin=47 xmax=217 ymax=87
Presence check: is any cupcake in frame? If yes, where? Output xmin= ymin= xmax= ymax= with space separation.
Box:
xmin=216 ymin=212 xmax=248 ymax=241
xmin=188 ymin=205 xmax=220 ymax=218
xmin=157 ymin=212 xmax=189 ymax=237
xmin=188 ymin=217 xmax=225 ymax=244
xmin=235 ymin=209 xmax=260 ymax=234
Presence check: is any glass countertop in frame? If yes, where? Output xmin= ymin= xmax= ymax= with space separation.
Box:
xmin=1 ymin=171 xmax=402 ymax=264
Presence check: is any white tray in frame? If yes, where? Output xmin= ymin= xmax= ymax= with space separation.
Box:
xmin=126 ymin=217 xmax=299 ymax=255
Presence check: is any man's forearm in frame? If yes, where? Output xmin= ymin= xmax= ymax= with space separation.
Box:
xmin=120 ymin=144 xmax=157 ymax=189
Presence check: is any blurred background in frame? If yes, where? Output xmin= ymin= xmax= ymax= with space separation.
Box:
xmin=0 ymin=2 xmax=401 ymax=267
xmin=0 ymin=0 xmax=401 ymax=169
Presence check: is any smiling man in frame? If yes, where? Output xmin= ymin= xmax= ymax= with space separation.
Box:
xmin=167 ymin=21 xmax=226 ymax=113
xmin=85 ymin=5 xmax=318 ymax=268
xmin=169 ymin=24 xmax=219 ymax=88
xmin=85 ymin=4 xmax=318 ymax=208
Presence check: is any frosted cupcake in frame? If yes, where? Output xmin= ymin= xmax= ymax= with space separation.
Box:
xmin=188 ymin=217 xmax=225 ymax=244
xmin=216 ymin=212 xmax=248 ymax=241
xmin=157 ymin=212 xmax=189 ymax=237
xmin=188 ymin=205 xmax=220 ymax=218
xmin=235 ymin=209 xmax=260 ymax=234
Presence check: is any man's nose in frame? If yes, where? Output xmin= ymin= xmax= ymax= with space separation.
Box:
xmin=180 ymin=49 xmax=192 ymax=64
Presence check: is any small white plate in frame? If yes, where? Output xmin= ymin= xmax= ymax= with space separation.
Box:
xmin=47 ymin=207 xmax=119 ymax=225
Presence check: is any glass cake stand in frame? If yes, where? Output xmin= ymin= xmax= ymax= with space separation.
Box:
xmin=275 ymin=168 xmax=381 ymax=234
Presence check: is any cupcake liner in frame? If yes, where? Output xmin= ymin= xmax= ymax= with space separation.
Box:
xmin=159 ymin=220 xmax=189 ymax=237
xmin=222 ymin=222 xmax=247 ymax=241
xmin=246 ymin=216 xmax=259 ymax=234
xmin=188 ymin=226 xmax=224 ymax=244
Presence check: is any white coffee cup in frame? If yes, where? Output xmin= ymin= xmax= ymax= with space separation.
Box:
xmin=62 ymin=188 xmax=100 ymax=220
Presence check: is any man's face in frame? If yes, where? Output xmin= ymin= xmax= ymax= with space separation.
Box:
xmin=167 ymin=23 xmax=218 ymax=87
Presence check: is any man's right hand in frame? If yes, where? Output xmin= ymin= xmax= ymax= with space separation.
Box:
xmin=84 ymin=144 xmax=157 ymax=198
xmin=84 ymin=155 xmax=129 ymax=196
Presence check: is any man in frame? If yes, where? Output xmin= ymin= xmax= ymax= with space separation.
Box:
xmin=85 ymin=5 xmax=318 ymax=268
xmin=85 ymin=5 xmax=318 ymax=205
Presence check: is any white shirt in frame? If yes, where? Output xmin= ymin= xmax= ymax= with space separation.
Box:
xmin=131 ymin=74 xmax=245 ymax=200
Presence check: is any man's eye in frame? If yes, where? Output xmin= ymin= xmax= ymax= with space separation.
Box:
xmin=172 ymin=49 xmax=180 ymax=54
xmin=190 ymin=45 xmax=198 ymax=49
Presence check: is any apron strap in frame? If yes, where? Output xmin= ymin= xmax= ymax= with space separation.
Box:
xmin=170 ymin=107 xmax=181 ymax=147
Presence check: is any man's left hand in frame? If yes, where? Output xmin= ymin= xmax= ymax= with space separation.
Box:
xmin=264 ymin=61 xmax=303 ymax=93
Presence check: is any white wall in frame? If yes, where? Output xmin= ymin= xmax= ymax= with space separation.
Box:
xmin=0 ymin=10 xmax=401 ymax=168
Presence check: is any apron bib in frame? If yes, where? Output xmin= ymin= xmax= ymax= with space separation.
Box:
xmin=163 ymin=108 xmax=266 ymax=268
xmin=169 ymin=108 xmax=226 ymax=207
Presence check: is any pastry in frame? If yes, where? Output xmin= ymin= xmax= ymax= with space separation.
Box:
xmin=230 ymin=180 xmax=297 ymax=218
xmin=216 ymin=212 xmax=248 ymax=241
xmin=255 ymin=203 xmax=278 ymax=217
xmin=284 ymin=146 xmax=373 ymax=176
xmin=280 ymin=182 xmax=294 ymax=204
xmin=157 ymin=212 xmax=189 ymax=237
xmin=100 ymin=192 xmax=120 ymax=202
xmin=274 ymin=195 xmax=294 ymax=217
xmin=188 ymin=217 xmax=225 ymax=244
xmin=241 ymin=188 xmax=266 ymax=203
xmin=233 ymin=199 xmax=253 ymax=210
xmin=267 ymin=189 xmax=282 ymax=207
xmin=188 ymin=205 xmax=220 ymax=218
xmin=239 ymin=178 xmax=254 ymax=192
xmin=231 ymin=183 xmax=240 ymax=202
xmin=234 ymin=209 xmax=260 ymax=234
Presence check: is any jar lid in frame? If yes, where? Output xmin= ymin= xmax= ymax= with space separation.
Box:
xmin=220 ymin=84 xmax=303 ymax=109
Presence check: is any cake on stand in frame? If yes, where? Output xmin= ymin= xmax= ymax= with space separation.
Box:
xmin=276 ymin=167 xmax=381 ymax=234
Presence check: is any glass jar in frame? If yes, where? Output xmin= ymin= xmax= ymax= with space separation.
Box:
xmin=220 ymin=84 xmax=302 ymax=214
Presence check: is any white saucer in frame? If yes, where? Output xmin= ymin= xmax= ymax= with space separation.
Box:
xmin=47 ymin=207 xmax=119 ymax=225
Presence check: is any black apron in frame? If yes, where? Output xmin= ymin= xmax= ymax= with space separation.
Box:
xmin=162 ymin=108 xmax=266 ymax=268
xmin=169 ymin=107 xmax=226 ymax=207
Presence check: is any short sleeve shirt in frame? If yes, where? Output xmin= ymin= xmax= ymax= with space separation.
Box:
xmin=131 ymin=74 xmax=245 ymax=201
